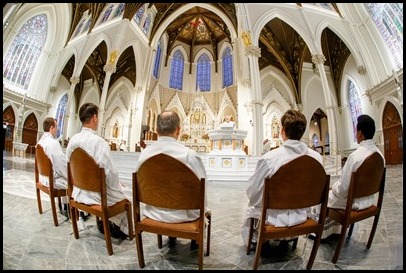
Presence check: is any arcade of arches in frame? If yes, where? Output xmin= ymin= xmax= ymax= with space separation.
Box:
xmin=3 ymin=3 xmax=403 ymax=165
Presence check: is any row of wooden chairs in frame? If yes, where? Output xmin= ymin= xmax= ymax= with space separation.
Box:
xmin=35 ymin=144 xmax=385 ymax=270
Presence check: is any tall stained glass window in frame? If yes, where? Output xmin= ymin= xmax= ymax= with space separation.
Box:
xmin=222 ymin=47 xmax=233 ymax=87
xmin=153 ymin=41 xmax=162 ymax=79
xmin=364 ymin=3 xmax=403 ymax=69
xmin=133 ymin=5 xmax=145 ymax=25
xmin=347 ymin=80 xmax=362 ymax=141
xmin=3 ymin=14 xmax=47 ymax=92
xmin=196 ymin=53 xmax=211 ymax=91
xmin=169 ymin=49 xmax=184 ymax=90
xmin=55 ymin=94 xmax=68 ymax=138
xmin=113 ymin=3 xmax=125 ymax=18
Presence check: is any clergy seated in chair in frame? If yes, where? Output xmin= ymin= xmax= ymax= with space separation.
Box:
xmin=133 ymin=111 xmax=211 ymax=270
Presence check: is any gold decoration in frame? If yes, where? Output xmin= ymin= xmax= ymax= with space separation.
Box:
xmin=241 ymin=31 xmax=252 ymax=47
xmin=109 ymin=50 xmax=118 ymax=64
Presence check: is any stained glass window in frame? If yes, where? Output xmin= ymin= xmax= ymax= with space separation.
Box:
xmin=81 ymin=17 xmax=91 ymax=34
xmin=222 ymin=47 xmax=233 ymax=87
xmin=133 ymin=5 xmax=145 ymax=25
xmin=364 ymin=3 xmax=403 ymax=69
xmin=153 ymin=41 xmax=162 ymax=79
xmin=347 ymin=79 xmax=362 ymax=141
xmin=169 ymin=50 xmax=184 ymax=90
xmin=3 ymin=14 xmax=47 ymax=92
xmin=73 ymin=18 xmax=85 ymax=37
xmin=196 ymin=53 xmax=211 ymax=91
xmin=142 ymin=14 xmax=151 ymax=34
xmin=55 ymin=94 xmax=68 ymax=138
xmin=102 ymin=5 xmax=114 ymax=23
xmin=113 ymin=3 xmax=125 ymax=18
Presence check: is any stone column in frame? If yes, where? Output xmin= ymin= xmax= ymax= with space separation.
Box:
xmin=97 ymin=63 xmax=116 ymax=135
xmin=245 ymin=45 xmax=263 ymax=156
xmin=61 ymin=76 xmax=80 ymax=145
xmin=312 ymin=54 xmax=338 ymax=156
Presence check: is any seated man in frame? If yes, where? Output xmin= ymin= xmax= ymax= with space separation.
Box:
xmin=309 ymin=114 xmax=385 ymax=241
xmin=66 ymin=103 xmax=132 ymax=239
xmin=135 ymin=110 xmax=209 ymax=250
xmin=242 ymin=109 xmax=322 ymax=253
xmin=37 ymin=117 xmax=69 ymax=218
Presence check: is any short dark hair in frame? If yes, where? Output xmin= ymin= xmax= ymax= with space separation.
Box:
xmin=79 ymin=103 xmax=99 ymax=124
xmin=156 ymin=111 xmax=180 ymax=136
xmin=43 ymin=117 xmax=56 ymax=132
xmin=281 ymin=109 xmax=307 ymax=140
xmin=357 ymin=114 xmax=375 ymax=139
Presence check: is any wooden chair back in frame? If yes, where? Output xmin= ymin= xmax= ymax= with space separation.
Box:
xmin=328 ymin=152 xmax=385 ymax=264
xmin=133 ymin=153 xmax=210 ymax=270
xmin=251 ymin=155 xmax=330 ymax=270
xmin=67 ymin=147 xmax=133 ymax=255
xmin=35 ymin=144 xmax=67 ymax=227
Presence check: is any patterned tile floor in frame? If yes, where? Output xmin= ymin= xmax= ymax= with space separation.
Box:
xmin=2 ymin=150 xmax=403 ymax=270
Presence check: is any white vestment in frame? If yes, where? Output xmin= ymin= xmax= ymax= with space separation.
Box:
xmin=66 ymin=127 xmax=132 ymax=235
xmin=309 ymin=139 xmax=385 ymax=239
xmin=328 ymin=139 xmax=385 ymax=210
xmin=242 ymin=139 xmax=323 ymax=245
xmin=135 ymin=136 xmax=210 ymax=223
xmin=37 ymin=132 xmax=68 ymax=190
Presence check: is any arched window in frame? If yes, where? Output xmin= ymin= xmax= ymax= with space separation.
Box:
xmin=222 ymin=47 xmax=233 ymax=87
xmin=113 ymin=3 xmax=125 ymax=18
xmin=347 ymin=79 xmax=362 ymax=141
xmin=142 ymin=14 xmax=151 ymax=34
xmin=55 ymin=94 xmax=68 ymax=138
xmin=153 ymin=41 xmax=162 ymax=79
xmin=73 ymin=17 xmax=85 ymax=37
xmin=169 ymin=49 xmax=184 ymax=90
xmin=196 ymin=53 xmax=211 ymax=91
xmin=81 ymin=17 xmax=91 ymax=34
xmin=3 ymin=14 xmax=47 ymax=92
xmin=101 ymin=4 xmax=114 ymax=23
xmin=133 ymin=5 xmax=145 ymax=25
xmin=364 ymin=3 xmax=403 ymax=69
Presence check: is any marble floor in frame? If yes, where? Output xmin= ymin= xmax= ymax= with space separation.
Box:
xmin=3 ymin=150 xmax=403 ymax=270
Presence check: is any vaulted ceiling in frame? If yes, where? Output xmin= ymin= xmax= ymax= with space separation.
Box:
xmin=61 ymin=3 xmax=350 ymax=108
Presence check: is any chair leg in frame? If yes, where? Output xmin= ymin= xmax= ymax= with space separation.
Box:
xmin=246 ymin=218 xmax=255 ymax=255
xmin=252 ymin=238 xmax=264 ymax=270
xmin=291 ymin=237 xmax=298 ymax=251
xmin=102 ymin=217 xmax=113 ymax=255
xmin=50 ymin=195 xmax=59 ymax=227
xmin=348 ymin=223 xmax=355 ymax=237
xmin=198 ymin=237 xmax=204 ymax=270
xmin=307 ymin=232 xmax=322 ymax=269
xmin=367 ymin=214 xmax=380 ymax=249
xmin=332 ymin=224 xmax=348 ymax=264
xmin=36 ymin=188 xmax=43 ymax=214
xmin=135 ymin=232 xmax=145 ymax=268
xmin=70 ymin=206 xmax=79 ymax=239
xmin=206 ymin=213 xmax=211 ymax=256
xmin=157 ymin=234 xmax=163 ymax=248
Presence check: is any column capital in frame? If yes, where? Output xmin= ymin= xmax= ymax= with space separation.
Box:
xmin=245 ymin=45 xmax=261 ymax=57
xmin=311 ymin=54 xmax=326 ymax=65
xmin=104 ymin=63 xmax=116 ymax=73
xmin=70 ymin=76 xmax=80 ymax=84
xmin=357 ymin=65 xmax=367 ymax=75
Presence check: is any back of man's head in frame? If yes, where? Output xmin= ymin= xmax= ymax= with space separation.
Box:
xmin=156 ymin=111 xmax=180 ymax=136
xmin=43 ymin=117 xmax=56 ymax=132
xmin=357 ymin=114 xmax=375 ymax=139
xmin=79 ymin=103 xmax=99 ymax=124
xmin=281 ymin=109 xmax=307 ymax=140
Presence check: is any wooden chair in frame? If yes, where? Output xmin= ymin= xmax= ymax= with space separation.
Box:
xmin=328 ymin=152 xmax=385 ymax=264
xmin=35 ymin=144 xmax=67 ymax=227
xmin=67 ymin=147 xmax=133 ymax=256
xmin=248 ymin=155 xmax=330 ymax=270
xmin=132 ymin=153 xmax=211 ymax=270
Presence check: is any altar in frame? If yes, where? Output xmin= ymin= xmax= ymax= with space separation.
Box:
xmin=206 ymin=121 xmax=248 ymax=170
xmin=12 ymin=141 xmax=29 ymax=162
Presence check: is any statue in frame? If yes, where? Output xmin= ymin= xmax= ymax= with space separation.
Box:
xmin=112 ymin=122 xmax=119 ymax=138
